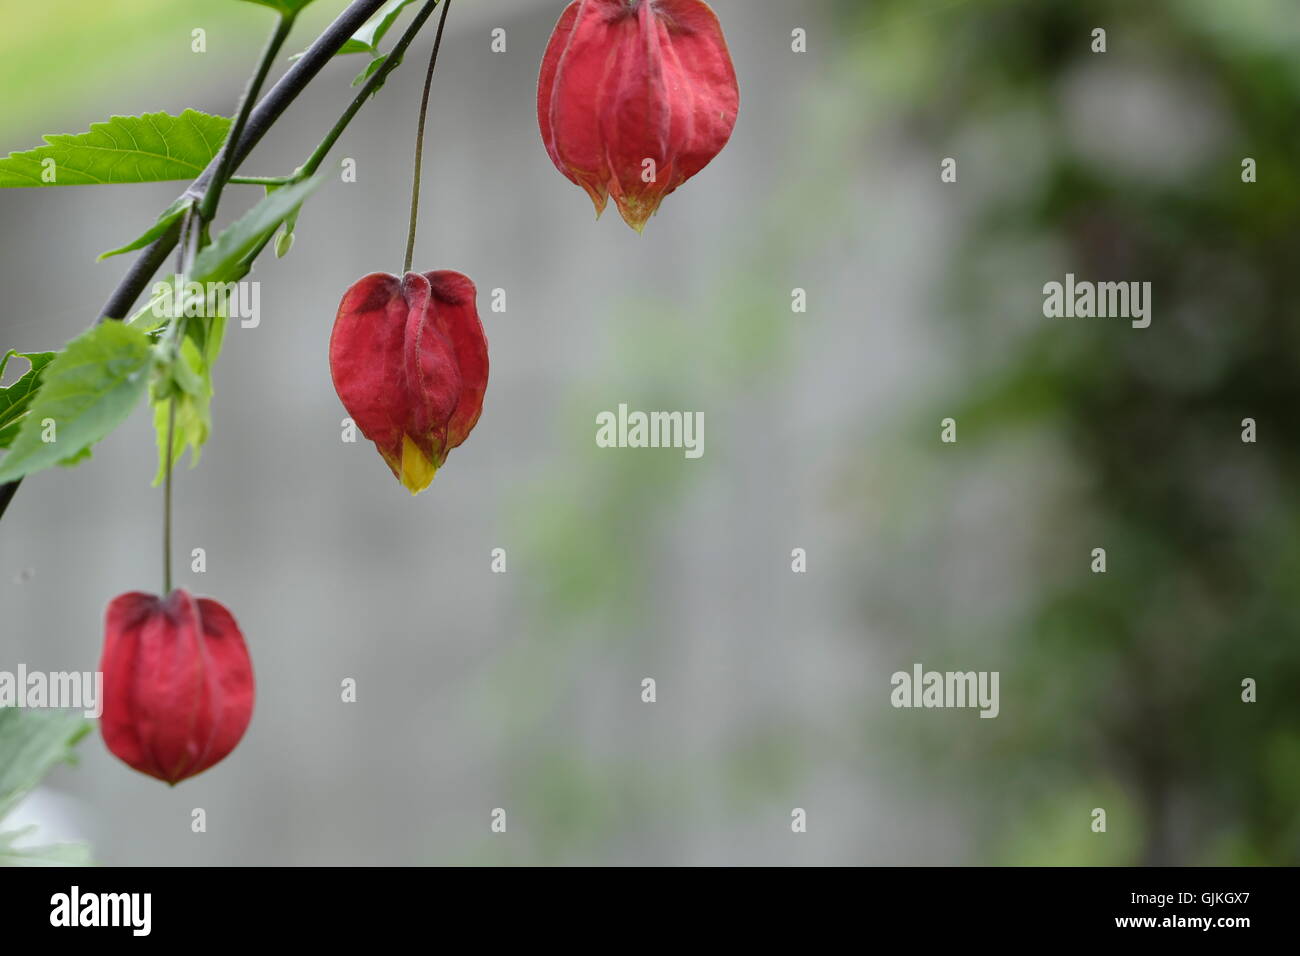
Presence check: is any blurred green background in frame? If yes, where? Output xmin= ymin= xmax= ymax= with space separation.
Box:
xmin=1 ymin=0 xmax=1296 ymax=865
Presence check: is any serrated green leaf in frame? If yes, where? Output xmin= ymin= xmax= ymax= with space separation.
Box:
xmin=56 ymin=445 xmax=92 ymax=468
xmin=98 ymin=197 xmax=194 ymax=261
xmin=0 ymin=351 xmax=56 ymax=450
xmin=0 ymin=110 xmax=232 ymax=188
xmin=0 ymin=323 xmax=152 ymax=482
xmin=0 ymin=709 xmax=91 ymax=821
xmin=191 ymin=174 xmax=322 ymax=283
xmin=0 ymin=422 xmax=11 ymax=446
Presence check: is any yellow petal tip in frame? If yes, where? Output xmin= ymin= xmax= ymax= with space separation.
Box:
xmin=398 ymin=434 xmax=437 ymax=494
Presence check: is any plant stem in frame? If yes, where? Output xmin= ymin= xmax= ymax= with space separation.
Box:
xmin=228 ymin=175 xmax=297 ymax=186
xmin=162 ymin=396 xmax=176 ymax=594
xmin=109 ymin=0 xmax=450 ymax=320
xmin=0 ymin=0 xmax=445 ymax=527
xmin=0 ymin=481 xmax=18 ymax=520
xmin=404 ymin=0 xmax=453 ymax=274
xmin=200 ymin=12 xmax=298 ymax=224
xmin=236 ymin=0 xmax=448 ymax=269
xmin=298 ymin=0 xmax=445 ymax=180
xmin=160 ymin=210 xmax=198 ymax=595
xmin=97 ymin=0 xmax=391 ymax=322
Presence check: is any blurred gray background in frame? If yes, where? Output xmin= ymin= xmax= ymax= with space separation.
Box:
xmin=4 ymin=0 xmax=1297 ymax=866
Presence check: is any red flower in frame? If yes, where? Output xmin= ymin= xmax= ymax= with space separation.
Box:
xmin=330 ymin=270 xmax=488 ymax=494
xmin=100 ymin=589 xmax=254 ymax=785
xmin=538 ymin=0 xmax=740 ymax=232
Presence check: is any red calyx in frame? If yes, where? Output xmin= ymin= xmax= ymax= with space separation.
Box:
xmin=329 ymin=270 xmax=488 ymax=494
xmin=99 ymin=589 xmax=255 ymax=785
xmin=538 ymin=0 xmax=740 ymax=232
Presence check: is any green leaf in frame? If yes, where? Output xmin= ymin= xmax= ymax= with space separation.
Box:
xmin=0 ymin=323 xmax=153 ymax=482
xmin=262 ymin=182 xmax=302 ymax=258
xmin=290 ymin=0 xmax=418 ymax=60
xmin=0 ymin=110 xmax=231 ymax=188
xmin=125 ymin=285 xmax=179 ymax=333
xmin=138 ymin=277 xmax=228 ymax=483
xmin=346 ymin=0 xmax=419 ymax=54
xmin=0 ymin=710 xmax=93 ymax=867
xmin=0 ymin=709 xmax=91 ymax=821
xmin=55 ymin=445 xmax=92 ymax=468
xmin=0 ymin=828 xmax=93 ymax=867
xmin=353 ymin=52 xmax=391 ymax=87
xmin=150 ymin=327 xmax=223 ymax=484
xmin=97 ymin=197 xmax=194 ymax=261
xmin=151 ymin=386 xmax=210 ymax=484
xmin=0 ymin=351 xmax=56 ymax=450
xmin=187 ymin=312 xmax=228 ymax=371
xmin=191 ymin=174 xmax=322 ymax=283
